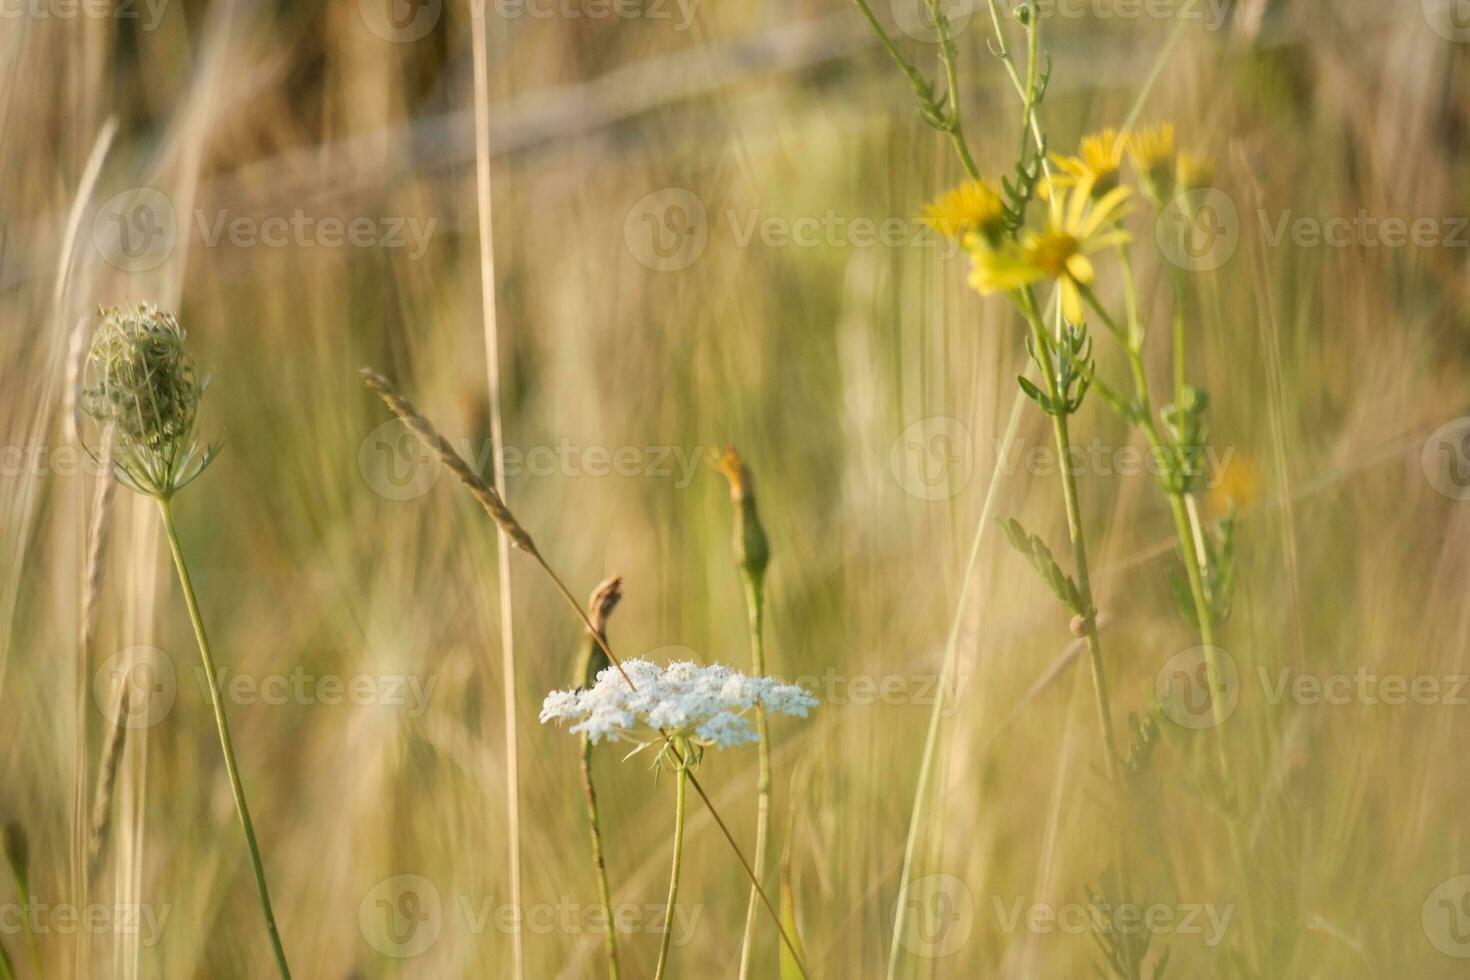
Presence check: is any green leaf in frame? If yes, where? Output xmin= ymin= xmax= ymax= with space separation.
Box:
xmin=1166 ymin=567 xmax=1199 ymax=628
xmin=779 ymin=862 xmax=807 ymax=980
xmin=1000 ymin=518 xmax=1083 ymax=613
xmin=1016 ymin=376 xmax=1052 ymax=413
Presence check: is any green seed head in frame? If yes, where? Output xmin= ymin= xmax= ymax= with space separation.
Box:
xmin=83 ymin=304 xmax=215 ymax=497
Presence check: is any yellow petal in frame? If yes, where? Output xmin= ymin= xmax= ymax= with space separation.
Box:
xmin=1061 ymin=280 xmax=1085 ymax=325
xmin=1078 ymin=185 xmax=1134 ymax=238
xmin=1081 ymin=228 xmax=1132 ymax=254
xmin=1066 ymin=253 xmax=1095 ymax=286
xmin=969 ymin=249 xmax=1044 ymax=294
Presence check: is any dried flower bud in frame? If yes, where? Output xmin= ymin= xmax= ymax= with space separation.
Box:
xmin=83 ymin=304 xmax=215 ymax=497
xmin=715 ymin=447 xmax=770 ymax=586
xmin=578 ymin=575 xmax=623 ymax=689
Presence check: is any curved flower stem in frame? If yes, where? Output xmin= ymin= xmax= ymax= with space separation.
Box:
xmin=653 ymin=745 xmax=690 ymax=980
xmin=580 ymin=737 xmax=620 ymax=980
xmin=157 ymin=500 xmax=292 ymax=980
xmin=532 ymin=557 xmax=808 ymax=978
xmin=737 ymin=578 xmax=771 ymax=980
xmin=850 ymin=0 xmax=980 ymax=179
xmin=1170 ymin=267 xmax=1189 ymax=405
xmin=1019 ymin=288 xmax=1119 ymax=781
xmin=1086 ymin=259 xmax=1260 ymax=968
xmin=1081 ymin=285 xmax=1231 ymax=763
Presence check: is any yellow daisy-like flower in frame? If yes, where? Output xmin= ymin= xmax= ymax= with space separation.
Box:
xmin=968 ymin=184 xmax=1133 ymax=325
xmin=1176 ymin=152 xmax=1216 ymax=192
xmin=1127 ymin=123 xmax=1176 ymax=195
xmin=1044 ymin=128 xmax=1129 ymax=201
xmin=920 ymin=179 xmax=1007 ymax=245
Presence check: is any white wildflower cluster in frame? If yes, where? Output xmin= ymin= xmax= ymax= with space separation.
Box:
xmin=539 ymin=659 xmax=818 ymax=749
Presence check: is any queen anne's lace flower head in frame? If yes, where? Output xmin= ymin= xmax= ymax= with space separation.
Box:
xmin=539 ymin=659 xmax=817 ymax=749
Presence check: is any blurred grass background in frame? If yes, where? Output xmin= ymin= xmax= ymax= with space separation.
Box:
xmin=4 ymin=0 xmax=1470 ymax=976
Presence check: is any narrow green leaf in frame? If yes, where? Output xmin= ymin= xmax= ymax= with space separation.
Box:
xmin=778 ymin=863 xmax=807 ymax=980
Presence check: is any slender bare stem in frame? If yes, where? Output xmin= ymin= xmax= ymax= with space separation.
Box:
xmin=653 ymin=743 xmax=689 ymax=980
xmin=157 ymin=500 xmax=291 ymax=980
xmin=534 ymin=557 xmax=810 ymax=979
xmin=1018 ymin=290 xmax=1118 ymax=779
xmin=466 ymin=10 xmax=525 ymax=977
xmin=737 ymin=579 xmax=771 ymax=979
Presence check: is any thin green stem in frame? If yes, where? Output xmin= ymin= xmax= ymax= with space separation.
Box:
xmin=533 ymin=557 xmax=808 ymax=978
xmin=1170 ymin=267 xmax=1188 ymax=405
xmin=653 ymin=748 xmax=689 ymax=980
xmin=737 ymin=578 xmax=771 ymax=980
xmin=157 ymin=500 xmax=292 ymax=980
xmin=579 ymin=738 xmax=620 ymax=980
xmin=1082 ymin=285 xmax=1231 ymax=765
xmin=884 ymin=387 xmax=1028 ymax=980
xmin=927 ymin=0 xmax=980 ymax=179
xmin=851 ymin=0 xmax=980 ymax=180
xmin=0 ymin=938 xmax=13 ymax=980
xmin=1019 ymin=289 xmax=1118 ymax=780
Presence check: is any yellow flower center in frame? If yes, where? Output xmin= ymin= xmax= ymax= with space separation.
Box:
xmin=1030 ymin=232 xmax=1081 ymax=279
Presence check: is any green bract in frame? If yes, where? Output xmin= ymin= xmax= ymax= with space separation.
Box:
xmin=82 ymin=304 xmax=216 ymax=497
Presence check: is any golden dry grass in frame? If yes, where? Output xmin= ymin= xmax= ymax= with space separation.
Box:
xmin=3 ymin=2 xmax=1470 ymax=977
